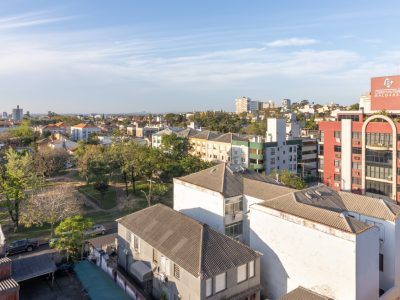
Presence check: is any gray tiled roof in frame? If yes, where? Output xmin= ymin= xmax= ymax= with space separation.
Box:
xmin=211 ymin=133 xmax=248 ymax=143
xmin=261 ymin=185 xmax=388 ymax=234
xmin=279 ymin=287 xmax=333 ymax=300
xmin=191 ymin=130 xmax=222 ymax=140
xmin=117 ymin=204 xmax=259 ymax=278
xmin=296 ymin=185 xmax=400 ymax=222
xmin=178 ymin=163 xmax=281 ymax=198
xmin=261 ymin=192 xmax=371 ymax=234
xmin=176 ymin=128 xmax=199 ymax=138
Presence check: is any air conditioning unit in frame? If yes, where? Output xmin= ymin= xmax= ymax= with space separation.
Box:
xmin=334 ymin=183 xmax=340 ymax=187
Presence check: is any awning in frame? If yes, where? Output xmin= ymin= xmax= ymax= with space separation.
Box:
xmin=12 ymin=253 xmax=57 ymax=282
xmin=75 ymin=260 xmax=131 ymax=300
xmin=129 ymin=261 xmax=153 ymax=282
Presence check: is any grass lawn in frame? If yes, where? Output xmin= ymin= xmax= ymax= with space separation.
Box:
xmin=6 ymin=224 xmax=52 ymax=242
xmin=78 ymin=185 xmax=117 ymax=209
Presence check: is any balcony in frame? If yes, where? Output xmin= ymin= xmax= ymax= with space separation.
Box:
xmin=366 ymin=143 xmax=392 ymax=151
xmin=249 ymin=153 xmax=264 ymax=160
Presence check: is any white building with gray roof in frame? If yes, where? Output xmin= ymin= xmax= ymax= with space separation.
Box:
xmin=117 ymin=204 xmax=261 ymax=300
xmin=173 ymin=163 xmax=400 ymax=299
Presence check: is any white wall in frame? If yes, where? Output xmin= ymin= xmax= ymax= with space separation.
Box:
xmin=356 ymin=227 xmax=380 ymax=299
xmin=249 ymin=204 xmax=378 ymax=300
xmin=341 ymin=119 xmax=352 ymax=191
xmin=173 ymin=179 xmax=225 ymax=233
xmin=349 ymin=212 xmax=398 ymax=293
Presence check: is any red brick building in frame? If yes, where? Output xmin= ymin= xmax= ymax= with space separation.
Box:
xmin=319 ymin=75 xmax=400 ymax=202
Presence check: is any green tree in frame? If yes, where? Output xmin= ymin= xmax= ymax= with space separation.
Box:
xmin=348 ymin=103 xmax=360 ymax=110
xmin=54 ymin=215 xmax=93 ymax=261
xmin=270 ymin=169 xmax=306 ymax=190
xmin=161 ymin=134 xmax=191 ymax=160
xmin=87 ymin=132 xmax=100 ymax=145
xmin=0 ymin=149 xmax=37 ymax=231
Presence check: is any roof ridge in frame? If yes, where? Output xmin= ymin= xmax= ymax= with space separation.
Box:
xmin=199 ymin=223 xmax=206 ymax=278
xmin=380 ymin=198 xmax=396 ymax=216
xmin=221 ymin=162 xmax=227 ymax=193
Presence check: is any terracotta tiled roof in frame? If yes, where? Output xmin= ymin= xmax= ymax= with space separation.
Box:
xmin=72 ymin=123 xmax=99 ymax=129
xmin=117 ymin=204 xmax=259 ymax=278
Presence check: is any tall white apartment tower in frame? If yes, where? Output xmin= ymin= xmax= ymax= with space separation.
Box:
xmin=235 ymin=96 xmax=251 ymax=114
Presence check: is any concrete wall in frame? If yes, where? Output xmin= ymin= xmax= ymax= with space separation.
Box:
xmin=173 ymin=179 xmax=225 ymax=233
xmin=348 ymin=212 xmax=398 ymax=293
xmin=249 ymin=204 xmax=370 ymax=300
xmin=341 ymin=119 xmax=352 ymax=191
xmin=356 ymin=226 xmax=380 ymax=299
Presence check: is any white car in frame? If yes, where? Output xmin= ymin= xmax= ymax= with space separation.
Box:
xmin=85 ymin=224 xmax=106 ymax=236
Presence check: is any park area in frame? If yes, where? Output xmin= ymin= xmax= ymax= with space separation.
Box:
xmin=1 ymin=169 xmax=173 ymax=242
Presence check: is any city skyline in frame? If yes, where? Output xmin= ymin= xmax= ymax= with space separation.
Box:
xmin=1 ymin=1 xmax=400 ymax=113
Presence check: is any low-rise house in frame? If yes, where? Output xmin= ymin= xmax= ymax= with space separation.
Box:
xmin=70 ymin=123 xmax=101 ymax=141
xmin=39 ymin=122 xmax=67 ymax=135
xmin=117 ymin=204 xmax=261 ymax=300
xmin=174 ymin=163 xmax=289 ymax=243
xmin=152 ymin=127 xmax=198 ymax=148
xmin=189 ymin=131 xmax=250 ymax=168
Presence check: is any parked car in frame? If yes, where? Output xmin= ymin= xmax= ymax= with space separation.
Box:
xmin=5 ymin=239 xmax=39 ymax=255
xmin=84 ymin=224 xmax=106 ymax=236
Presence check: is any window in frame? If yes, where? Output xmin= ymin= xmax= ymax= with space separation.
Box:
xmin=133 ymin=235 xmax=140 ymax=252
xmin=334 ymin=160 xmax=341 ymax=167
xmin=334 ymin=131 xmax=341 ymax=139
xmin=334 ymin=145 xmax=341 ymax=152
xmin=352 ymin=147 xmax=362 ymax=154
xmin=352 ymin=131 xmax=361 ymax=140
xmin=366 ymin=165 xmax=392 ymax=180
xmin=225 ymin=198 xmax=243 ymax=215
xmin=206 ymin=278 xmax=212 ymax=297
xmin=225 ymin=221 xmax=243 ymax=237
xmin=153 ymin=248 xmax=158 ymax=264
xmin=237 ymin=264 xmax=247 ymax=283
xmin=215 ymin=272 xmax=226 ymax=293
xmin=248 ymin=260 xmax=255 ymax=278
xmin=352 ymin=162 xmax=361 ymax=170
xmin=366 ymin=180 xmax=392 ymax=197
xmin=174 ymin=264 xmax=180 ymax=279
xmin=334 ymin=174 xmax=341 ymax=181
xmin=366 ymin=149 xmax=392 ymax=164
xmin=380 ymin=254 xmax=384 ymax=272
xmin=366 ymin=133 xmax=392 ymax=147
xmin=352 ymin=177 xmax=361 ymax=185
xmin=127 ymin=231 xmax=132 ymax=244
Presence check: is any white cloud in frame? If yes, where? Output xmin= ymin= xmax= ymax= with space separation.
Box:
xmin=266 ymin=38 xmax=319 ymax=47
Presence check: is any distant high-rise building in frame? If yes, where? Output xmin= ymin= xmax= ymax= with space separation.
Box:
xmin=282 ymin=99 xmax=291 ymax=109
xmin=235 ymin=96 xmax=251 ymax=114
xmin=2 ymin=112 xmax=7 ymax=119
xmin=235 ymin=97 xmax=261 ymax=114
xmin=262 ymin=100 xmax=275 ymax=109
xmin=12 ymin=105 xmax=23 ymax=121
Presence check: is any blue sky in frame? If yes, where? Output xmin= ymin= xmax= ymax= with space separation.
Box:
xmin=0 ymin=1 xmax=400 ymax=113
